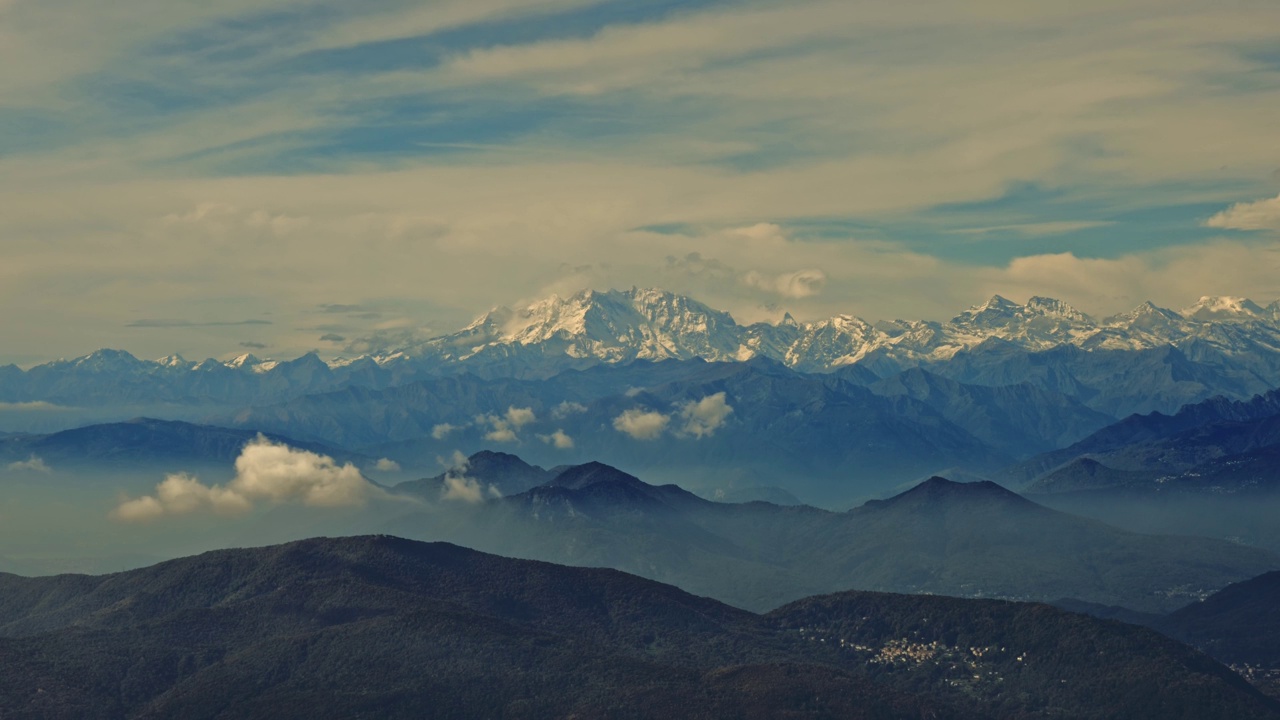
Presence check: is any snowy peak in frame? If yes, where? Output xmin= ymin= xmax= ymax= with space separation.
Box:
xmin=74 ymin=348 xmax=141 ymax=367
xmin=422 ymin=287 xmax=750 ymax=364
xmin=18 ymin=289 xmax=1280 ymax=389
xmin=946 ymin=295 xmax=1096 ymax=350
xmin=951 ymin=295 xmax=1021 ymax=327
xmin=1025 ymin=296 xmax=1091 ymax=323
xmin=1180 ymin=296 xmax=1265 ymax=322
xmin=224 ymin=353 xmax=279 ymax=373
xmin=156 ymin=354 xmax=192 ymax=369
xmin=404 ymin=288 xmax=1280 ymax=374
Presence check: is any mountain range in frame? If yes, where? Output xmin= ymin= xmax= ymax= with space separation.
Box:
xmin=5 ymin=288 xmax=1280 ymax=417
xmin=382 ymin=452 xmax=1278 ymax=614
xmin=1 ymin=535 xmax=1275 ymax=720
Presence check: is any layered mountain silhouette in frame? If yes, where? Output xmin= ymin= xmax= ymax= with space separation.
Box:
xmin=387 ymin=453 xmax=1279 ymax=614
xmin=0 ymin=536 xmax=1275 ymax=719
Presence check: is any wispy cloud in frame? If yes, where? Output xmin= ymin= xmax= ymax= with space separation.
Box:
xmin=127 ymin=318 xmax=272 ymax=328
xmin=7 ymin=455 xmax=51 ymax=473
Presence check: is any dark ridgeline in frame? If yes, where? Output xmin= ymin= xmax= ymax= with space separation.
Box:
xmin=1 ymin=536 xmax=1277 ymax=720
xmin=388 ymin=456 xmax=1279 ymax=615
xmin=1154 ymin=571 xmax=1280 ymax=700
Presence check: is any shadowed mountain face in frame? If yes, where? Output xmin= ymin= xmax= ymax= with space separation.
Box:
xmin=0 ymin=536 xmax=1275 ymax=720
xmin=393 ymin=450 xmax=554 ymax=499
xmin=387 ymin=456 xmax=1280 ymax=614
xmin=1156 ymin=571 xmax=1280 ymax=673
xmin=1003 ymin=390 xmax=1280 ymax=551
xmin=1008 ymin=387 xmax=1280 ymax=487
xmin=0 ymin=417 xmax=362 ymax=471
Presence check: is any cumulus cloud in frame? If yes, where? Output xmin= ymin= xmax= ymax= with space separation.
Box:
xmin=481 ymin=417 xmax=518 ymax=443
xmin=1206 ymin=194 xmax=1280 ymax=232
xmin=437 ymin=451 xmax=501 ymax=504
xmin=374 ymin=457 xmax=401 ymax=472
xmin=432 ymin=423 xmax=460 ymax=440
xmin=678 ymin=392 xmax=734 ymax=438
xmin=551 ymin=400 xmax=588 ymax=419
xmin=114 ymin=436 xmax=375 ymax=522
xmin=7 ymin=455 xmax=51 ymax=473
xmin=613 ymin=408 xmax=670 ymax=440
xmin=441 ymin=475 xmax=487 ymax=503
xmin=478 ymin=406 xmax=536 ymax=443
xmin=665 ymin=251 xmax=734 ymax=280
xmin=539 ymin=429 xmax=575 ymax=449
xmin=505 ymin=406 xmax=536 ymax=428
xmin=742 ymin=268 xmax=827 ymax=298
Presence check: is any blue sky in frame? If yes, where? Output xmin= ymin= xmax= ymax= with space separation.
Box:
xmin=1 ymin=0 xmax=1279 ymax=363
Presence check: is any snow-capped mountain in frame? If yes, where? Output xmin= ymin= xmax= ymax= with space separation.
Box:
xmin=398 ymin=288 xmax=1280 ymax=378
xmin=4 ymin=288 xmax=1280 ymax=415
xmin=407 ymin=288 xmax=753 ymax=365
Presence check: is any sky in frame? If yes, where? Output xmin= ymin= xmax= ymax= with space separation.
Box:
xmin=2 ymin=0 xmax=1280 ymax=365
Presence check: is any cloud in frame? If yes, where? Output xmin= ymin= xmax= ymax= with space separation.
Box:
xmin=950 ymin=221 xmax=1117 ymax=237
xmin=483 ymin=424 xmax=518 ymax=443
xmin=432 ymin=423 xmax=460 ymax=440
xmin=6 ymin=455 xmax=50 ymax=473
xmin=114 ymin=436 xmax=374 ymax=522
xmin=539 ymin=429 xmax=575 ymax=449
xmin=678 ymin=392 xmax=734 ymax=438
xmin=437 ymin=451 xmax=502 ymax=503
xmin=478 ymin=406 xmax=536 ymax=443
xmin=318 ymin=304 xmax=370 ymax=314
xmin=374 ymin=458 xmax=401 ymax=472
xmin=126 ymin=318 xmax=272 ymax=328
xmin=441 ymin=475 xmax=487 ymax=503
xmin=505 ymin=406 xmax=537 ymax=428
xmin=1206 ymin=194 xmax=1280 ymax=232
xmin=613 ymin=408 xmax=670 ymax=440
xmin=318 ymin=333 xmax=346 ymax=342
xmin=341 ymin=324 xmax=435 ymax=355
xmin=5 ymin=0 xmax=1280 ymax=366
xmin=551 ymin=400 xmax=588 ymax=419
xmin=239 ymin=341 xmax=267 ymax=349
xmin=0 ymin=401 xmax=63 ymax=412
xmin=665 ymin=251 xmax=734 ymax=280
xmin=742 ymin=268 xmax=827 ymax=298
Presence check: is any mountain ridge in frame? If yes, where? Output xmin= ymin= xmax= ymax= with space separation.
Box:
xmin=0 ymin=535 xmax=1276 ymax=719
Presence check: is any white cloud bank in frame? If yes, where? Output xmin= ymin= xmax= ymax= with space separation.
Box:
xmin=678 ymin=392 xmax=733 ymax=438
xmin=114 ymin=436 xmax=375 ymax=522
xmin=551 ymin=400 xmax=588 ymax=419
xmin=613 ymin=393 xmax=735 ymax=440
xmin=539 ymin=429 xmax=575 ymax=449
xmin=1206 ymin=194 xmax=1280 ymax=232
xmin=612 ymin=408 xmax=670 ymax=440
xmin=742 ymin=269 xmax=827 ymax=298
xmin=480 ymin=406 xmax=537 ymax=442
xmin=7 ymin=455 xmax=51 ymax=473
xmin=436 ymin=451 xmax=503 ymax=503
